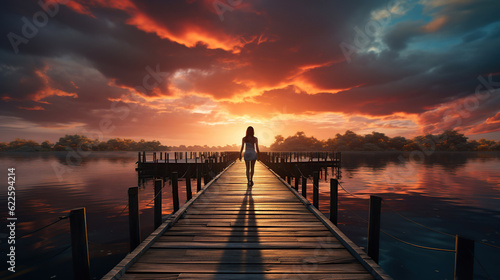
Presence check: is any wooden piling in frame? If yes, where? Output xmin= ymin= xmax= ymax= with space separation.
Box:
xmin=302 ymin=176 xmax=307 ymax=198
xmin=154 ymin=179 xmax=162 ymax=229
xmin=186 ymin=171 xmax=192 ymax=201
xmin=128 ymin=187 xmax=141 ymax=252
xmin=294 ymin=175 xmax=300 ymax=191
xmin=196 ymin=165 xmax=202 ymax=191
xmin=313 ymin=171 xmax=319 ymax=208
xmin=330 ymin=179 xmax=338 ymax=225
xmin=69 ymin=207 xmax=90 ymax=280
xmin=171 ymin=172 xmax=179 ymax=212
xmin=454 ymin=235 xmax=474 ymax=280
xmin=137 ymin=152 xmax=141 ymax=163
xmin=367 ymin=195 xmax=382 ymax=263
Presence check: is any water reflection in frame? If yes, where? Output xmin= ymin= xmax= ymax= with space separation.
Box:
xmin=0 ymin=152 xmax=190 ymax=280
xmin=0 ymin=151 xmax=499 ymax=280
xmin=315 ymin=152 xmax=500 ymax=280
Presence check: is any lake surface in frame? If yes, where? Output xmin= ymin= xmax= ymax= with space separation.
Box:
xmin=0 ymin=151 xmax=499 ymax=280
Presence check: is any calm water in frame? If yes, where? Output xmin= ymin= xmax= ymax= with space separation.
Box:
xmin=0 ymin=151 xmax=499 ymax=280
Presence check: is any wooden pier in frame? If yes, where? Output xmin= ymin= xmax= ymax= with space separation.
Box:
xmin=103 ymin=159 xmax=390 ymax=279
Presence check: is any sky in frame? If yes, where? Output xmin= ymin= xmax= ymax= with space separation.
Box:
xmin=1 ymin=0 xmax=500 ymax=147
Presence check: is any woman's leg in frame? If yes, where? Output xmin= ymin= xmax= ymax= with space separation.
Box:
xmin=245 ymin=160 xmax=250 ymax=183
xmin=250 ymin=159 xmax=256 ymax=184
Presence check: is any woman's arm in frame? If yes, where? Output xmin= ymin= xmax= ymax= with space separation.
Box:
xmin=239 ymin=138 xmax=244 ymax=160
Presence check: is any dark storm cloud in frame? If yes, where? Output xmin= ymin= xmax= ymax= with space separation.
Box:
xmin=0 ymin=0 xmax=499 ymax=139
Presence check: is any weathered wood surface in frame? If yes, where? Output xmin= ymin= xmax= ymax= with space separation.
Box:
xmin=111 ymin=161 xmax=389 ymax=280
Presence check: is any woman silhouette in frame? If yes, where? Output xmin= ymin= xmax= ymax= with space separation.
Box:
xmin=239 ymin=126 xmax=260 ymax=186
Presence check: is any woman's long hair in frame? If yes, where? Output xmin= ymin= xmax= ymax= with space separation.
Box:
xmin=245 ymin=126 xmax=255 ymax=142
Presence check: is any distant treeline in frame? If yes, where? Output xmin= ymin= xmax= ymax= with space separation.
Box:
xmin=2 ymin=130 xmax=499 ymax=152
xmin=271 ymin=130 xmax=500 ymax=151
xmin=0 ymin=135 xmax=167 ymax=152
xmin=0 ymin=134 xmax=256 ymax=152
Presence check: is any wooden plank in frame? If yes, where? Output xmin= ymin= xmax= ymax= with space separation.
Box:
xmin=128 ymin=263 xmax=369 ymax=274
xmin=151 ymin=242 xmax=345 ymax=249
xmin=138 ymin=248 xmax=358 ymax=264
xmin=163 ymin=230 xmax=333 ymax=237
xmin=121 ymin=273 xmax=374 ymax=280
xmin=157 ymin=236 xmax=340 ymax=243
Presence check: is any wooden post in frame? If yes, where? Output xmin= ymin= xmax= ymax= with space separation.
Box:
xmin=313 ymin=171 xmax=319 ymax=208
xmin=186 ymin=171 xmax=192 ymax=201
xmin=455 ymin=235 xmax=474 ymax=280
xmin=69 ymin=207 xmax=90 ymax=280
xmin=287 ymin=176 xmax=291 ymax=185
xmin=142 ymin=151 xmax=145 ymax=162
xmin=330 ymin=179 xmax=338 ymax=225
xmin=294 ymin=175 xmax=300 ymax=191
xmin=171 ymin=172 xmax=179 ymax=212
xmin=137 ymin=152 xmax=141 ymax=163
xmin=196 ymin=165 xmax=202 ymax=191
xmin=302 ymin=176 xmax=307 ymax=198
xmin=204 ymin=159 xmax=209 ymax=185
xmin=367 ymin=195 xmax=382 ymax=263
xmin=167 ymin=153 xmax=169 ymax=163
xmin=154 ymin=179 xmax=162 ymax=229
xmin=185 ymin=152 xmax=188 ymax=163
xmin=128 ymin=187 xmax=141 ymax=252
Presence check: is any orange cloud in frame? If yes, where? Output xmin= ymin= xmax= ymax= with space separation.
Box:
xmin=18 ymin=106 xmax=45 ymax=111
xmin=423 ymin=15 xmax=448 ymax=32
xmin=31 ymin=69 xmax=78 ymax=102
xmin=127 ymin=12 xmax=243 ymax=51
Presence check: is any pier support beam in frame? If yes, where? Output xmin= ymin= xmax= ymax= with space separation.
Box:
xmin=367 ymin=195 xmax=382 ymax=263
xmin=154 ymin=179 xmax=162 ymax=229
xmin=302 ymin=176 xmax=307 ymax=199
xmin=186 ymin=171 xmax=192 ymax=201
xmin=330 ymin=179 xmax=338 ymax=225
xmin=171 ymin=172 xmax=179 ymax=212
xmin=313 ymin=171 xmax=319 ymax=208
xmin=128 ymin=187 xmax=141 ymax=252
xmin=455 ymin=235 xmax=474 ymax=280
xmin=69 ymin=207 xmax=90 ymax=280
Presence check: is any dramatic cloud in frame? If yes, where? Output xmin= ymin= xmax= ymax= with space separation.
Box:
xmin=1 ymin=0 xmax=499 ymax=146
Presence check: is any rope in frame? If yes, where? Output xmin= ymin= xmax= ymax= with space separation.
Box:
xmin=478 ymin=240 xmax=500 ymax=251
xmin=337 ymin=181 xmax=365 ymax=199
xmin=178 ymin=166 xmax=191 ymax=179
xmin=294 ymin=164 xmax=320 ymax=190
xmin=381 ymin=229 xmax=455 ymax=252
xmin=117 ymin=202 xmax=129 ymax=217
xmin=18 ymin=213 xmax=70 ymax=239
xmin=145 ymin=180 xmax=167 ymax=207
xmin=381 ymin=200 xmax=456 ymax=238
xmin=473 ymin=250 xmax=494 ymax=280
